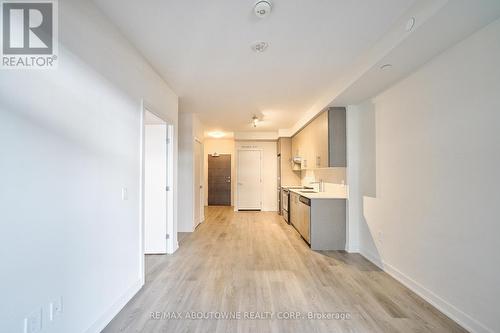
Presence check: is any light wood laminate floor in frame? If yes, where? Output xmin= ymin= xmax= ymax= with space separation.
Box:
xmin=103 ymin=206 xmax=467 ymax=333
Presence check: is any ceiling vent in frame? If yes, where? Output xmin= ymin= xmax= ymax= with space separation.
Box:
xmin=251 ymin=41 xmax=268 ymax=53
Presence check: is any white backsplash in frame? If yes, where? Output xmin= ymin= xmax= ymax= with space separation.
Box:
xmin=301 ymin=168 xmax=348 ymax=197
xmin=301 ymin=168 xmax=346 ymax=185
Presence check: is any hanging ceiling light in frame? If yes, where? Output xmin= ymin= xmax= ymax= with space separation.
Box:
xmin=252 ymin=115 xmax=259 ymax=127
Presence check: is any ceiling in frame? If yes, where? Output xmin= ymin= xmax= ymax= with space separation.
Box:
xmin=333 ymin=0 xmax=500 ymax=106
xmin=93 ymin=0 xmax=415 ymax=131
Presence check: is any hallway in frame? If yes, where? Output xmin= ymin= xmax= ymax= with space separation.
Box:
xmin=104 ymin=207 xmax=465 ymax=333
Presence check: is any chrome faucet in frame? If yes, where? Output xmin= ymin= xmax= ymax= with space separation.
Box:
xmin=310 ymin=180 xmax=324 ymax=192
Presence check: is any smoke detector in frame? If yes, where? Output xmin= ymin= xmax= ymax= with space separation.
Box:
xmin=254 ymin=1 xmax=272 ymax=18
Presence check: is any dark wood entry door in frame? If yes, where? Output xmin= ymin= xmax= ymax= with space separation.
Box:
xmin=208 ymin=154 xmax=231 ymax=206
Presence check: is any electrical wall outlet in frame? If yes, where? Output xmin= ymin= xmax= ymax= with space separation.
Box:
xmin=377 ymin=230 xmax=383 ymax=243
xmin=49 ymin=297 xmax=63 ymax=321
xmin=24 ymin=308 xmax=42 ymax=333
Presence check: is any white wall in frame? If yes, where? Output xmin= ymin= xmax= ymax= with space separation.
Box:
xmin=346 ymin=101 xmax=376 ymax=252
xmin=178 ymin=113 xmax=204 ymax=232
xmin=0 ymin=1 xmax=178 ymax=332
xmin=348 ymin=19 xmax=500 ymax=333
xmin=235 ymin=141 xmax=278 ymax=212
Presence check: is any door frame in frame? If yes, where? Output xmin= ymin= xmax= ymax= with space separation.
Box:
xmin=236 ymin=148 xmax=263 ymax=211
xmin=194 ymin=138 xmax=204 ymax=226
xmin=139 ymin=101 xmax=175 ymax=284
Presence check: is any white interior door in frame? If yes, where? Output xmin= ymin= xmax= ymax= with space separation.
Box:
xmin=144 ymin=124 xmax=167 ymax=254
xmin=194 ymin=140 xmax=203 ymax=226
xmin=237 ymin=150 xmax=262 ymax=210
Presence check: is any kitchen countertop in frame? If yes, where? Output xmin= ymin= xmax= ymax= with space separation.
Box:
xmin=288 ymin=188 xmax=347 ymax=200
xmin=281 ymin=185 xmax=306 ymax=189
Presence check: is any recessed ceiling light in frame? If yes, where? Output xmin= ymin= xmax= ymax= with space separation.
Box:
xmin=208 ymin=131 xmax=225 ymax=138
xmin=406 ymin=17 xmax=416 ymax=32
xmin=251 ymin=41 xmax=268 ymax=53
xmin=380 ymin=64 xmax=393 ymax=71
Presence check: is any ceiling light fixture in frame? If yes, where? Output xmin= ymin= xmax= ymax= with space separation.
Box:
xmin=251 ymin=41 xmax=268 ymax=53
xmin=254 ymin=1 xmax=272 ymax=19
xmin=252 ymin=116 xmax=259 ymax=128
xmin=380 ymin=63 xmax=393 ymax=71
xmin=208 ymin=131 xmax=225 ymax=138
xmin=405 ymin=17 xmax=416 ymax=32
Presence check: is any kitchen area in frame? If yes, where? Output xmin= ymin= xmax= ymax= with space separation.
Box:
xmin=277 ymin=107 xmax=348 ymax=251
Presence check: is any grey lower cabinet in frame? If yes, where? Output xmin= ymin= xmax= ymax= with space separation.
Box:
xmin=310 ymin=199 xmax=346 ymax=250
xmin=290 ymin=192 xmax=346 ymax=250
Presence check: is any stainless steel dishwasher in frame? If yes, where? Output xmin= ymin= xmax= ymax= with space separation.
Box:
xmin=298 ymin=196 xmax=311 ymax=243
xmin=281 ymin=188 xmax=290 ymax=223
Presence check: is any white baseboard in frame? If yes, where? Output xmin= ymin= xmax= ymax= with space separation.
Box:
xmin=85 ymin=279 xmax=143 ymax=333
xmin=359 ymin=248 xmax=383 ymax=267
xmin=359 ymin=248 xmax=493 ymax=333
xmin=345 ymin=245 xmax=359 ymax=253
xmin=168 ymin=241 xmax=179 ymax=254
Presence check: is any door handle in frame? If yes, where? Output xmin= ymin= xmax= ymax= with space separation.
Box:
xmin=238 ymin=182 xmax=243 ymax=185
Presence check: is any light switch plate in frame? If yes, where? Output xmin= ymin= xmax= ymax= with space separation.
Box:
xmin=121 ymin=187 xmax=128 ymax=201
xmin=49 ymin=297 xmax=63 ymax=321
xmin=24 ymin=308 xmax=42 ymax=333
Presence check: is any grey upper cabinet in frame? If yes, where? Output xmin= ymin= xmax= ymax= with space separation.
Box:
xmin=328 ymin=107 xmax=346 ymax=167
xmin=291 ymin=107 xmax=346 ymax=169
